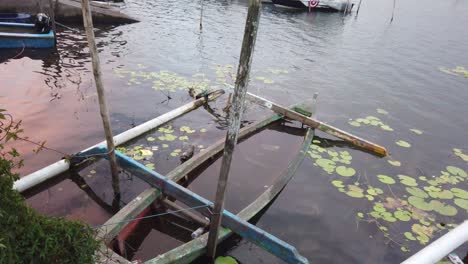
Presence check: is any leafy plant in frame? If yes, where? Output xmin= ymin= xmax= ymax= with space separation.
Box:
xmin=0 ymin=109 xmax=99 ymax=263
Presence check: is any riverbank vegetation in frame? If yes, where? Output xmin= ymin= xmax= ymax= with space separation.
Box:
xmin=0 ymin=109 xmax=99 ymax=263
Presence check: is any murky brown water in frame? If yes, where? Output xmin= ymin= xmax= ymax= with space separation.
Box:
xmin=1 ymin=0 xmax=468 ymax=262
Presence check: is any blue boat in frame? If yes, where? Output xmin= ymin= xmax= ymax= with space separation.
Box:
xmin=0 ymin=13 xmax=33 ymax=23
xmin=0 ymin=22 xmax=55 ymax=49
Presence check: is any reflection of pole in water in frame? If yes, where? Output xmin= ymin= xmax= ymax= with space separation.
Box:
xmin=200 ymin=0 xmax=204 ymax=30
xmin=80 ymin=0 xmax=121 ymax=208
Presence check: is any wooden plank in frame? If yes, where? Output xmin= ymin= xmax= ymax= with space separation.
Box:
xmin=246 ymin=92 xmax=388 ymax=156
xmin=146 ymin=117 xmax=315 ymax=264
xmin=82 ymin=146 xmax=309 ymax=264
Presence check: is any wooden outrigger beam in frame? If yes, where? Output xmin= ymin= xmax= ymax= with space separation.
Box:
xmin=13 ymin=90 xmax=224 ymax=193
xmin=83 ymin=146 xmax=309 ymax=264
xmin=246 ymin=92 xmax=388 ymax=156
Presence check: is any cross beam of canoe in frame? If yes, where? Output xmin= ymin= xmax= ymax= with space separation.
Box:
xmin=246 ymin=92 xmax=388 ymax=156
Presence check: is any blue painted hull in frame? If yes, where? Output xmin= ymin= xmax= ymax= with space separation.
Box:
xmin=0 ymin=13 xmax=33 ymax=23
xmin=0 ymin=22 xmax=55 ymax=49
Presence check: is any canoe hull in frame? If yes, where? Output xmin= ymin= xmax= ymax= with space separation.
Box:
xmin=0 ymin=22 xmax=55 ymax=49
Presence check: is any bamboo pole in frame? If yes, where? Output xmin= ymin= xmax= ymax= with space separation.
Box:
xmin=246 ymin=92 xmax=388 ymax=156
xmin=206 ymin=0 xmax=262 ymax=260
xmin=80 ymin=0 xmax=121 ymax=201
xmin=48 ymin=0 xmax=57 ymax=46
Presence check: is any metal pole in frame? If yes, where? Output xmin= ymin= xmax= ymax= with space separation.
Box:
xmin=80 ymin=0 xmax=121 ymax=203
xmin=402 ymin=221 xmax=468 ymax=264
xmin=206 ymin=0 xmax=262 ymax=260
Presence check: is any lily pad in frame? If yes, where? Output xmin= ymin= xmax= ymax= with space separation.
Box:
xmin=408 ymin=196 xmax=433 ymax=211
xmin=396 ymin=140 xmax=411 ymax=148
xmin=200 ymin=128 xmax=207 ymax=133
xmin=454 ymin=198 xmax=468 ymax=210
xmin=140 ymin=149 xmax=153 ymax=156
xmin=336 ymin=166 xmax=356 ymax=177
xmin=394 ymin=210 xmax=411 ymax=221
xmin=377 ymin=108 xmax=388 ymax=115
xmin=357 ymin=212 xmax=364 ymax=218
xmin=446 ymin=166 xmax=467 ymax=177
xmin=451 ymin=188 xmax=468 ymax=199
xmin=428 ymin=189 xmax=454 ymax=200
xmin=388 ymin=160 xmax=401 ymax=167
xmin=381 ymin=125 xmax=394 ymax=131
xmin=162 ymin=144 xmax=169 ymax=148
xmin=331 ymin=180 xmax=344 ymax=188
xmin=215 ymin=256 xmax=238 ymax=264
xmin=147 ymin=137 xmax=156 ymax=142
xmin=346 ymin=185 xmax=364 ymax=198
xmin=179 ymin=136 xmax=189 ymax=141
xmin=431 ymin=200 xmax=457 ymax=216
xmin=377 ymin=174 xmax=396 ymax=184
xmin=410 ymin=129 xmax=423 ymax=135
xmin=398 ymin=175 xmax=418 ymax=186
xmin=145 ymin=163 xmax=155 ymax=169
xmin=349 ymin=121 xmax=361 ymax=127
xmin=316 ymin=158 xmax=336 ymax=170
xmin=406 ymin=187 xmax=428 ymax=198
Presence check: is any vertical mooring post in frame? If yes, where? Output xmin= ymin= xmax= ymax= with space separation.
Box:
xmin=356 ymin=0 xmax=362 ymax=15
xmin=48 ymin=0 xmax=57 ymax=46
xmin=80 ymin=0 xmax=121 ymax=204
xmin=206 ymin=0 xmax=262 ymax=261
xmin=200 ymin=0 xmax=204 ymax=30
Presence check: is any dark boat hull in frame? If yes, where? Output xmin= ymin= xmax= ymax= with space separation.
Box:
xmin=272 ymin=0 xmax=306 ymax=8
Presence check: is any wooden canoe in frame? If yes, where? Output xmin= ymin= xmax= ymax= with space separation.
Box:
xmin=92 ymin=102 xmax=315 ymax=264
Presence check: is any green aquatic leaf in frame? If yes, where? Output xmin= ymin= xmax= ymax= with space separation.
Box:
xmin=394 ymin=210 xmax=411 ymax=221
xmin=215 ymin=256 xmax=238 ymax=264
xmin=381 ymin=125 xmax=394 ymax=131
xmin=446 ymin=166 xmax=467 ymax=177
xmin=396 ymin=140 xmax=411 ymax=148
xmin=147 ymin=136 xmax=156 ymax=142
xmin=349 ymin=121 xmax=361 ymax=127
xmin=428 ymin=189 xmax=454 ymax=200
xmin=316 ymin=158 xmax=336 ymax=169
xmin=454 ymin=198 xmax=468 ymax=210
xmin=357 ymin=212 xmax=364 ymax=218
xmin=431 ymin=200 xmax=457 ymax=216
xmin=398 ymin=175 xmax=418 ymax=186
xmin=406 ymin=187 xmax=428 ymax=198
xmin=404 ymin=232 xmax=416 ymax=241
xmin=140 ymin=149 xmax=153 ymax=156
xmin=377 ymin=108 xmax=388 ymax=115
xmin=331 ymin=180 xmax=344 ymax=188
xmin=408 ymin=196 xmax=433 ymax=211
xmin=179 ymin=136 xmax=189 ymax=141
xmin=336 ymin=166 xmax=356 ymax=177
xmin=410 ymin=129 xmax=423 ymax=135
xmin=366 ymin=194 xmax=374 ymax=201
xmin=377 ymin=174 xmax=396 ymax=184
xmin=346 ymin=185 xmax=364 ymax=198
xmin=162 ymin=144 xmax=169 ymax=148
xmin=200 ymin=128 xmax=208 ymax=133
xmin=451 ymin=188 xmax=468 ymax=199
xmin=145 ymin=163 xmax=155 ymax=169
xmin=388 ymin=160 xmax=401 ymax=167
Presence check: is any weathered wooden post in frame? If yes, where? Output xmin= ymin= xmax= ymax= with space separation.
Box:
xmin=206 ymin=0 xmax=262 ymax=260
xmin=200 ymin=0 xmax=204 ymax=30
xmin=48 ymin=0 xmax=57 ymax=46
xmin=80 ymin=0 xmax=121 ymax=203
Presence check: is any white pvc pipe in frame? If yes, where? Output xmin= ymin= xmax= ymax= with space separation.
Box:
xmin=13 ymin=94 xmax=222 ymax=193
xmin=401 ymin=220 xmax=468 ymax=264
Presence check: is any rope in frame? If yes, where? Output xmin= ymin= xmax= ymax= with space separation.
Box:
xmin=88 ymin=204 xmax=210 ymax=230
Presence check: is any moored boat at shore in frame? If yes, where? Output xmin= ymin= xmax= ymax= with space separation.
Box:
xmin=0 ymin=22 xmax=55 ymax=49
xmin=271 ymin=0 xmax=353 ymax=12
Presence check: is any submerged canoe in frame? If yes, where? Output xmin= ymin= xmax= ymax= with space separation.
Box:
xmin=0 ymin=22 xmax=55 ymax=49
xmin=0 ymin=13 xmax=33 ymax=23
xmin=95 ymin=103 xmax=315 ymax=264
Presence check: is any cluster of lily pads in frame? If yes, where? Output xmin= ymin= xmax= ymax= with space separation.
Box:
xmin=308 ymin=139 xmax=355 ymax=177
xmin=439 ymin=66 xmax=468 ymax=78
xmin=348 ymin=115 xmax=394 ymax=131
xmin=116 ymin=125 xmax=207 ymax=169
xmin=307 ymin=107 xmax=468 ymax=253
xmin=114 ymin=64 xmax=289 ymax=97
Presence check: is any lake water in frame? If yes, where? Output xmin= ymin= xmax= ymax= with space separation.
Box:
xmin=1 ymin=0 xmax=467 ymax=262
